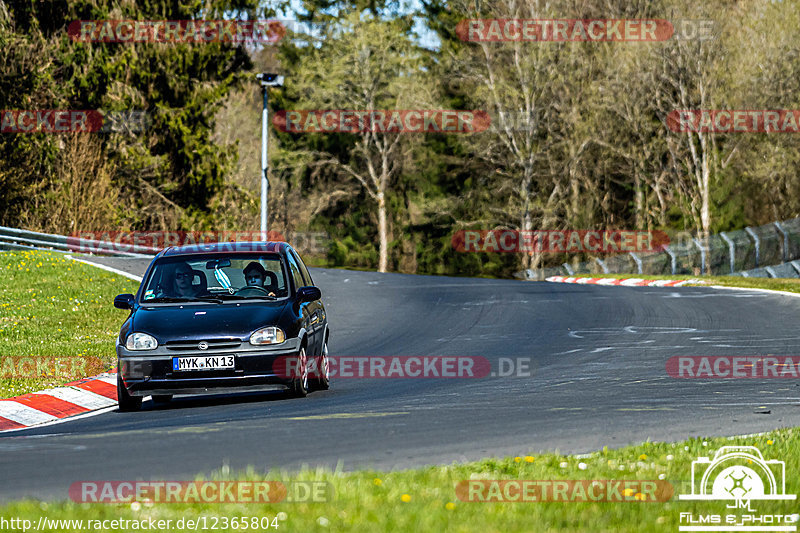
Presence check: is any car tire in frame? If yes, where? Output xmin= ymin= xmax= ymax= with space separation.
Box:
xmin=289 ymin=346 xmax=309 ymax=398
xmin=117 ymin=375 xmax=142 ymax=412
xmin=152 ymin=395 xmax=173 ymax=404
xmin=312 ymin=340 xmax=330 ymax=391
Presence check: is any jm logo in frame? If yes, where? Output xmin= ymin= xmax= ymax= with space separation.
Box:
xmin=726 ymin=498 xmax=755 ymax=511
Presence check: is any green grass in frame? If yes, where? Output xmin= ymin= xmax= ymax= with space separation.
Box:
xmin=0 ymin=250 xmax=132 ymax=398
xmin=698 ymin=275 xmax=800 ymax=293
xmin=559 ymin=272 xmax=800 ymax=294
xmin=1 ymin=430 xmax=798 ymax=532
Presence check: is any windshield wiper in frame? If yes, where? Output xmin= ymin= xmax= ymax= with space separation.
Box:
xmin=145 ymin=296 xmax=194 ymax=303
xmin=216 ymin=294 xmax=278 ymax=301
xmin=190 ymin=295 xmax=226 ymax=304
xmin=144 ymin=296 xmax=226 ymax=304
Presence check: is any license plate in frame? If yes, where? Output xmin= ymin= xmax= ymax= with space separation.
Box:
xmin=172 ymin=355 xmax=235 ymax=371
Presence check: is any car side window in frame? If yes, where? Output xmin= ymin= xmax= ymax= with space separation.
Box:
xmin=292 ymin=250 xmax=314 ymax=286
xmin=286 ymin=253 xmax=305 ymax=292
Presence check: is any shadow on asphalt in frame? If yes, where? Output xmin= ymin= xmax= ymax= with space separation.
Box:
xmin=113 ymin=389 xmax=317 ymax=413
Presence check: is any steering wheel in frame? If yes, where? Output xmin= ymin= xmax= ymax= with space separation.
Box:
xmin=235 ymin=285 xmax=275 ymax=296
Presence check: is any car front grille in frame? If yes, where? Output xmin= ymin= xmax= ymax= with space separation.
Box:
xmin=165 ymin=338 xmax=242 ymax=351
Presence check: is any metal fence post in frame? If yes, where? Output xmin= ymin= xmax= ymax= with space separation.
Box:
xmin=595 ymin=258 xmax=609 ymax=274
xmin=719 ymin=232 xmax=735 ymax=274
xmin=745 ymin=227 xmax=760 ymax=267
xmin=629 ymin=252 xmax=643 ymax=274
xmin=774 ymin=221 xmax=789 ymax=262
xmin=693 ymin=238 xmax=707 ymax=274
xmin=663 ymin=245 xmax=677 ymax=275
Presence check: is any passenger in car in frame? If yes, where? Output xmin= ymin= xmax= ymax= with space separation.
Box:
xmin=171 ymin=263 xmax=208 ymax=297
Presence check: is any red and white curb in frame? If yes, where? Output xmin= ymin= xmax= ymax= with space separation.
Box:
xmin=0 ymin=372 xmax=118 ymax=432
xmin=546 ymin=276 xmax=703 ymax=287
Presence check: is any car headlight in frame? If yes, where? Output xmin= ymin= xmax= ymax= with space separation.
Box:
xmin=125 ymin=332 xmax=158 ymax=351
xmin=250 ymin=326 xmax=285 ymax=345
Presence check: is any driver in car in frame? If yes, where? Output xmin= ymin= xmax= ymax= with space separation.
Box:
xmin=243 ymin=262 xmax=276 ymax=296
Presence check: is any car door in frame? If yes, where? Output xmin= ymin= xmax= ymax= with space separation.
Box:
xmin=293 ymin=249 xmax=325 ymax=354
xmin=286 ymin=250 xmax=318 ymax=354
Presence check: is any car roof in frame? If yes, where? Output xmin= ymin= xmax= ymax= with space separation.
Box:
xmin=159 ymin=241 xmax=290 ymax=257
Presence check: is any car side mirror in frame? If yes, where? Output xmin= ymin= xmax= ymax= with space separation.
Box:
xmin=296 ymin=286 xmax=321 ymax=303
xmin=114 ymin=293 xmax=135 ymax=310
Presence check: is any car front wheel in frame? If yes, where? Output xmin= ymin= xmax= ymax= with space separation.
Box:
xmin=288 ymin=346 xmax=309 ymax=398
xmin=312 ymin=340 xmax=330 ymax=391
xmin=117 ymin=375 xmax=142 ymax=412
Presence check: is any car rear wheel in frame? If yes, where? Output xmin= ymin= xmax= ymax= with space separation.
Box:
xmin=117 ymin=375 xmax=142 ymax=412
xmin=312 ymin=340 xmax=330 ymax=391
xmin=289 ymin=346 xmax=309 ymax=398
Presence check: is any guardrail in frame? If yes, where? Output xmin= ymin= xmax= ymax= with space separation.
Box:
xmin=0 ymin=226 xmax=159 ymax=257
xmin=519 ymin=217 xmax=800 ymax=280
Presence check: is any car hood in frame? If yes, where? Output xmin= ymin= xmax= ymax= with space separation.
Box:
xmin=131 ymin=301 xmax=289 ymax=341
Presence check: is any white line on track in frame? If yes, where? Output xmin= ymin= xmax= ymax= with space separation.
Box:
xmin=708 ymin=285 xmax=800 ymax=299
xmin=64 ymin=254 xmax=143 ymax=282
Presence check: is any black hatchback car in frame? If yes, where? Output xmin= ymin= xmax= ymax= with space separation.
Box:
xmin=114 ymin=241 xmax=330 ymax=411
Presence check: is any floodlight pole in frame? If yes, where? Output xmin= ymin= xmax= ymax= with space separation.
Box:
xmin=257 ymin=73 xmax=283 ymax=241
xmin=260 ymin=85 xmax=269 ymax=241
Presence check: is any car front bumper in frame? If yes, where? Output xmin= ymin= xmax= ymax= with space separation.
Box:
xmin=117 ymin=338 xmax=301 ymax=397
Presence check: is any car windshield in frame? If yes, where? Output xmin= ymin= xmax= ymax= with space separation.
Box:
xmin=140 ymin=254 xmax=288 ymax=303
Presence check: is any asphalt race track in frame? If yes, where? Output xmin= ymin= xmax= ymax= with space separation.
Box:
xmin=2 ymin=256 xmax=800 ymax=501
